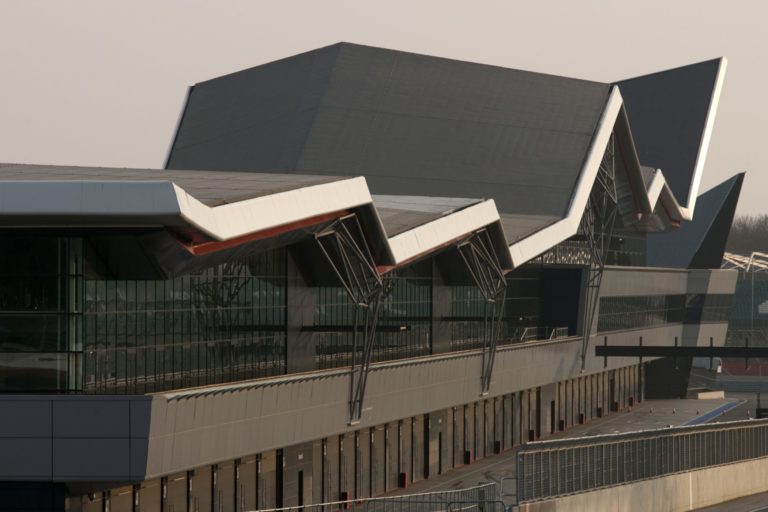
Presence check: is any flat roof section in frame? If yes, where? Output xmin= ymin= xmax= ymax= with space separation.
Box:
xmin=0 ymin=163 xmax=346 ymax=207
xmin=373 ymin=195 xmax=483 ymax=237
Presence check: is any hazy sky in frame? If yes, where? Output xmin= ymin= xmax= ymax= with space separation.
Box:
xmin=0 ymin=0 xmax=765 ymax=214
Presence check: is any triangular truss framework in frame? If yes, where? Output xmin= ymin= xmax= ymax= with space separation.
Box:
xmin=580 ymin=133 xmax=619 ymax=370
xmin=315 ymin=214 xmax=393 ymax=424
xmin=456 ymin=228 xmax=508 ymax=394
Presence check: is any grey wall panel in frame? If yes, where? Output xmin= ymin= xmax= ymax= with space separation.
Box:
xmin=0 ymin=438 xmax=52 ymax=479
xmin=52 ymin=439 xmax=130 ymax=480
xmin=0 ymin=401 xmax=51 ymax=438
xmin=0 ymin=321 xmax=727 ymax=483
xmin=600 ymin=268 xmax=737 ymax=297
xmin=52 ymin=400 xmax=130 ymax=439
xmin=0 ymin=395 xmax=149 ymax=482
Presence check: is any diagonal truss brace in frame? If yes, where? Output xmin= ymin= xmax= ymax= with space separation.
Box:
xmin=580 ymin=134 xmax=618 ymax=370
xmin=456 ymin=228 xmax=507 ymax=395
xmin=315 ymin=214 xmax=392 ymax=424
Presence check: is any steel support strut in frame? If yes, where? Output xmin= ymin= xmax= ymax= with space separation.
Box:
xmin=580 ymin=134 xmax=618 ymax=371
xmin=456 ymin=228 xmax=507 ymax=394
xmin=315 ymin=214 xmax=389 ymax=424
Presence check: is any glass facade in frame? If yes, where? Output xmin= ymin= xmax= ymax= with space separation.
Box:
xmin=597 ymin=294 xmax=733 ymax=333
xmin=82 ymin=248 xmax=287 ymax=394
xmin=449 ymin=270 xmax=544 ymax=351
xmin=0 ymin=234 xmax=731 ymax=393
xmin=315 ymin=260 xmax=431 ymax=369
xmin=726 ymin=271 xmax=768 ymax=346
xmin=0 ymin=237 xmax=81 ymax=392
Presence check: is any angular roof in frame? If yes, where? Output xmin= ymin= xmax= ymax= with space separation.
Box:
xmin=167 ymin=42 xmax=611 ymax=220
xmin=647 ymin=173 xmax=744 ymax=269
xmin=164 ymin=43 xmax=730 ymax=266
xmin=0 ymin=47 xmax=733 ymax=275
xmin=616 ymin=58 xmax=726 ymax=214
xmin=0 ymin=163 xmax=511 ymax=273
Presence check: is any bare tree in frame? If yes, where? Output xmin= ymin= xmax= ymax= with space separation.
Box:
xmin=727 ymin=215 xmax=768 ymax=254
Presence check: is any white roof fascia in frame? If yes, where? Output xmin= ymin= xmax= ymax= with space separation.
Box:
xmin=645 ymin=169 xmax=666 ymax=210
xmin=173 ymin=176 xmax=373 ymax=241
xmin=681 ymin=57 xmax=727 ymax=218
xmin=387 ymin=199 xmax=500 ymax=264
xmin=508 ymin=86 xmax=624 ymax=267
xmin=163 ymin=86 xmax=193 ymax=169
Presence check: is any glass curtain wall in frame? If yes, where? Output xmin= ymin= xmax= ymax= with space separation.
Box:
xmin=315 ymin=260 xmax=431 ymax=369
xmin=82 ymin=248 xmax=287 ymax=394
xmin=449 ymin=269 xmax=543 ymax=351
xmin=597 ymin=293 xmax=733 ymax=333
xmin=0 ymin=237 xmax=82 ymax=392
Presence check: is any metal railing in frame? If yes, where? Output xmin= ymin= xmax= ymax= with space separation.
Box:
xmin=248 ymin=482 xmax=499 ymax=512
xmin=516 ymin=418 xmax=768 ymax=503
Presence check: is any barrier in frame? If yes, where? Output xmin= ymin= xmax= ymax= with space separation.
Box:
xmin=516 ymin=418 xmax=768 ymax=503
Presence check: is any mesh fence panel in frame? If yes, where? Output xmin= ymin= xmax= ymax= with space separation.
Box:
xmin=517 ymin=420 xmax=768 ymax=502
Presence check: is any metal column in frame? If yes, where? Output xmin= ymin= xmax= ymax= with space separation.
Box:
xmin=315 ymin=214 xmax=391 ymax=424
xmin=456 ymin=228 xmax=507 ymax=395
xmin=580 ymin=134 xmax=618 ymax=370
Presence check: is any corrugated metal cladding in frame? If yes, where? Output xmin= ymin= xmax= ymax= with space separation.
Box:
xmin=167 ymin=42 xmax=611 ymax=219
xmin=616 ymin=59 xmax=721 ymax=207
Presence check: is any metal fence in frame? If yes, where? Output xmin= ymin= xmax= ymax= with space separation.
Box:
xmin=249 ymin=482 xmax=500 ymax=512
xmin=516 ymin=418 xmax=768 ymax=502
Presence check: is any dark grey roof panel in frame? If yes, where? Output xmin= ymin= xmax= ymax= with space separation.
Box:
xmin=0 ymin=164 xmax=344 ymax=207
xmin=616 ymin=59 xmax=722 ymax=207
xmin=646 ymin=173 xmax=743 ymax=269
xmin=166 ymin=43 xmax=611 ymax=218
xmin=168 ymin=45 xmax=340 ymax=172
xmin=372 ymin=195 xmax=483 ymax=237
xmin=372 ymin=195 xmax=481 ymax=213
xmin=376 ymin=208 xmax=443 ymax=237
xmin=500 ymin=213 xmax=560 ymax=243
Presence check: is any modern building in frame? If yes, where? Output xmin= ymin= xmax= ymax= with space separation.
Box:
xmin=0 ymin=44 xmax=742 ymax=511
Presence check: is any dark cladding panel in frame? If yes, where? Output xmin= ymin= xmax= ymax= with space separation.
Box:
xmin=167 ymin=45 xmax=340 ymax=172
xmin=616 ymin=59 xmax=723 ymax=207
xmin=646 ymin=173 xmax=743 ymax=269
xmin=167 ymin=43 xmax=610 ymax=219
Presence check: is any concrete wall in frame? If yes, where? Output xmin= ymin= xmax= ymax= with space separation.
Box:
xmin=519 ymin=457 xmax=768 ymax=512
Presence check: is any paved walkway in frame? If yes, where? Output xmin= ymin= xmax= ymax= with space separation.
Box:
xmin=381 ymin=396 xmax=741 ymax=506
xmin=695 ymin=491 xmax=768 ymax=511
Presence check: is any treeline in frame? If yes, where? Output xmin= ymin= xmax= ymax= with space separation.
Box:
xmin=727 ymin=215 xmax=768 ymax=254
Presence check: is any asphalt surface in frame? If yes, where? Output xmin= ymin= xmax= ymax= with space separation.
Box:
xmin=695 ymin=491 xmax=768 ymax=511
xmin=381 ymin=396 xmax=742 ymax=507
